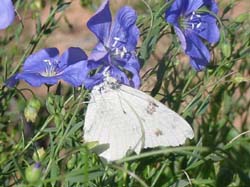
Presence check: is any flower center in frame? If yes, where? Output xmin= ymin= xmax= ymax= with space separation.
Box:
xmin=179 ymin=12 xmax=203 ymax=31
xmin=41 ymin=59 xmax=58 ymax=77
xmin=110 ymin=37 xmax=130 ymax=59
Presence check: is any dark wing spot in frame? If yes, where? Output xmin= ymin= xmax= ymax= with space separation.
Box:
xmin=155 ymin=129 xmax=163 ymax=136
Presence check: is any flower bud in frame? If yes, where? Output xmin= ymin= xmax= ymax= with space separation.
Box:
xmin=67 ymin=154 xmax=77 ymax=169
xmin=32 ymin=148 xmax=46 ymax=162
xmin=24 ymin=98 xmax=41 ymax=123
xmin=25 ymin=163 xmax=42 ymax=184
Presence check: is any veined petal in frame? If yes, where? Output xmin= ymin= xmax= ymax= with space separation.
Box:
xmin=194 ymin=13 xmax=220 ymax=43
xmin=60 ymin=60 xmax=88 ymax=87
xmin=0 ymin=0 xmax=15 ymax=30
xmin=110 ymin=6 xmax=139 ymax=51
xmin=89 ymin=42 xmax=108 ymax=61
xmin=165 ymin=0 xmax=185 ymax=25
xmin=189 ymin=57 xmax=209 ymax=71
xmin=15 ymin=72 xmax=59 ymax=87
xmin=185 ymin=0 xmax=203 ymax=15
xmin=127 ymin=54 xmax=140 ymax=72
xmin=87 ymin=0 xmax=112 ymax=44
xmin=23 ymin=48 xmax=59 ymax=72
xmin=59 ymin=47 xmax=87 ymax=71
xmin=184 ymin=32 xmax=210 ymax=70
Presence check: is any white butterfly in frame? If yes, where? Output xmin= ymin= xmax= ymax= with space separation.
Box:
xmin=83 ymin=76 xmax=194 ymax=162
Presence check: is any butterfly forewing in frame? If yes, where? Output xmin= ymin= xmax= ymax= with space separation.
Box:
xmin=84 ymin=86 xmax=143 ymax=161
xmin=119 ymin=85 xmax=194 ymax=148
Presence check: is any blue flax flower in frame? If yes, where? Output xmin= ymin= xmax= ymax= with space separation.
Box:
xmin=7 ymin=47 xmax=88 ymax=87
xmin=0 ymin=0 xmax=15 ymax=30
xmin=85 ymin=0 xmax=140 ymax=89
xmin=165 ymin=0 xmax=220 ymax=71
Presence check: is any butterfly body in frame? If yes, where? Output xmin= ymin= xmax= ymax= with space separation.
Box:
xmin=84 ymin=78 xmax=194 ymax=161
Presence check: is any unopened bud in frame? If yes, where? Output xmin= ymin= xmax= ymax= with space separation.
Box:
xmin=67 ymin=154 xmax=77 ymax=169
xmin=32 ymin=148 xmax=46 ymax=162
xmin=25 ymin=163 xmax=42 ymax=184
xmin=24 ymin=98 xmax=41 ymax=123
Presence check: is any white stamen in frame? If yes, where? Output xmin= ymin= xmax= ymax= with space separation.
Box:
xmin=112 ymin=40 xmax=118 ymax=47
xmin=191 ymin=23 xmax=195 ymax=29
xmin=115 ymin=48 xmax=119 ymax=55
xmin=196 ymin=22 xmax=202 ymax=29
xmin=122 ymin=46 xmax=127 ymax=53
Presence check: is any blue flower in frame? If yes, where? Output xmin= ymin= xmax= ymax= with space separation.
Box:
xmin=85 ymin=0 xmax=140 ymax=89
xmin=0 ymin=0 xmax=15 ymax=30
xmin=165 ymin=0 xmax=220 ymax=71
xmin=7 ymin=47 xmax=88 ymax=87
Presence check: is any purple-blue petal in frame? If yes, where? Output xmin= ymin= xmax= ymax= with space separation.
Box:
xmin=84 ymin=73 xmax=104 ymax=90
xmin=127 ymin=54 xmax=140 ymax=72
xmin=23 ymin=48 xmax=59 ymax=72
xmin=0 ymin=0 xmax=15 ymax=30
xmin=5 ymin=74 xmax=18 ymax=87
xmin=165 ymin=0 xmax=185 ymax=25
xmin=185 ymin=32 xmax=210 ymax=70
xmin=185 ymin=0 xmax=204 ymax=15
xmin=60 ymin=60 xmax=88 ymax=87
xmin=15 ymin=72 xmax=59 ymax=87
xmin=174 ymin=26 xmax=187 ymax=50
xmin=122 ymin=64 xmax=140 ymax=88
xmin=89 ymin=42 xmax=108 ymax=61
xmin=87 ymin=0 xmax=112 ymax=44
xmin=193 ymin=13 xmax=220 ymax=43
xmin=204 ymin=0 xmax=219 ymax=13
xmin=110 ymin=6 xmax=139 ymax=51
xmin=189 ymin=57 xmax=209 ymax=71
xmin=110 ymin=67 xmax=129 ymax=85
xmin=59 ymin=47 xmax=87 ymax=71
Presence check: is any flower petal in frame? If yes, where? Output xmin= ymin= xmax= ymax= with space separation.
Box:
xmin=23 ymin=48 xmax=59 ymax=72
xmin=5 ymin=74 xmax=18 ymax=87
xmin=60 ymin=60 xmax=88 ymax=87
xmin=184 ymin=32 xmax=210 ymax=70
xmin=110 ymin=6 xmax=139 ymax=51
xmin=165 ymin=0 xmax=186 ymax=25
xmin=0 ymin=0 xmax=15 ymax=30
xmin=89 ymin=42 xmax=108 ymax=61
xmin=185 ymin=0 xmax=204 ymax=15
xmin=127 ymin=54 xmax=140 ymax=72
xmin=122 ymin=64 xmax=140 ymax=88
xmin=194 ymin=13 xmax=220 ymax=43
xmin=87 ymin=0 xmax=112 ymax=44
xmin=59 ymin=47 xmax=87 ymax=71
xmin=110 ymin=67 xmax=129 ymax=85
xmin=189 ymin=57 xmax=208 ymax=71
xmin=204 ymin=0 xmax=219 ymax=13
xmin=174 ymin=26 xmax=187 ymax=50
xmin=15 ymin=72 xmax=59 ymax=87
xmin=84 ymin=73 xmax=104 ymax=90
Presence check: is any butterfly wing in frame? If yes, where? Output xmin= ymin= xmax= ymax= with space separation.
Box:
xmin=119 ymin=84 xmax=194 ymax=149
xmin=84 ymin=86 xmax=143 ymax=161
